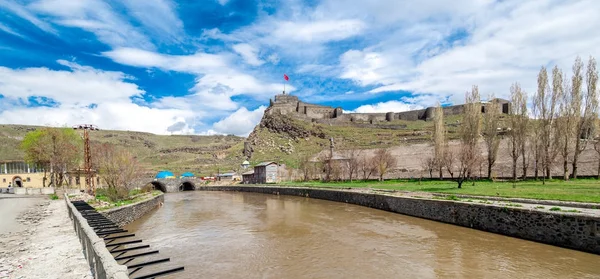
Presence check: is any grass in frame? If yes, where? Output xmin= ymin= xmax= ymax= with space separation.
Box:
xmin=92 ymin=190 xmax=162 ymax=211
xmin=505 ymin=203 xmax=522 ymax=207
xmin=280 ymin=178 xmax=600 ymax=203
xmin=550 ymin=207 xmax=562 ymax=211
xmin=48 ymin=194 xmax=59 ymax=200
xmin=535 ymin=206 xmax=545 ymax=209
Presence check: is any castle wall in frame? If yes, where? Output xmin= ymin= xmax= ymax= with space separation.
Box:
xmin=346 ymin=113 xmax=387 ymax=123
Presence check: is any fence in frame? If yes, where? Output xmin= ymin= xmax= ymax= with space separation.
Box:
xmin=64 ymin=194 xmax=129 ymax=279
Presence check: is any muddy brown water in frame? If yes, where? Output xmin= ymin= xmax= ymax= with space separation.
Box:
xmin=124 ymin=191 xmax=600 ymax=279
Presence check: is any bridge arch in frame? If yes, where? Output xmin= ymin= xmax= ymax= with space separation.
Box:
xmin=179 ymin=181 xmax=195 ymax=191
xmin=150 ymin=181 xmax=167 ymax=192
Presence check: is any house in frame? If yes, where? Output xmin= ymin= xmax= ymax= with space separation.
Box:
xmin=254 ymin=162 xmax=278 ymax=184
xmin=242 ymin=170 xmax=255 ymax=184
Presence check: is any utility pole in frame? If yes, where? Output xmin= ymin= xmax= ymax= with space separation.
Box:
xmin=73 ymin=124 xmax=99 ymax=196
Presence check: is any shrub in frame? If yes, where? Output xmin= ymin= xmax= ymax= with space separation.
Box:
xmin=49 ymin=194 xmax=59 ymax=200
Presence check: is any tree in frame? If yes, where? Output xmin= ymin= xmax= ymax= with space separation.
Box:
xmin=21 ymin=127 xmax=82 ymax=188
xmin=456 ymin=86 xmax=482 ymax=188
xmin=595 ymin=134 xmax=600 ymax=179
xmin=507 ymin=83 xmax=528 ymax=182
xmin=572 ymin=56 xmax=599 ymax=178
xmin=342 ymin=149 xmax=361 ymax=182
xmin=358 ymin=155 xmax=376 ymax=181
xmin=298 ymin=153 xmax=314 ymax=182
xmin=533 ymin=66 xmax=560 ymax=182
xmin=443 ymin=148 xmax=456 ymax=179
xmin=421 ymin=156 xmax=436 ymax=179
xmin=482 ymin=95 xmax=501 ymax=179
xmin=372 ymin=148 xmax=396 ymax=181
xmin=556 ymin=74 xmax=575 ymax=180
xmin=432 ymin=103 xmax=446 ymax=178
xmin=94 ymin=143 xmax=144 ymax=201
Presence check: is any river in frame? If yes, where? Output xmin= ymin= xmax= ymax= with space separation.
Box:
xmin=124 ymin=191 xmax=600 ymax=279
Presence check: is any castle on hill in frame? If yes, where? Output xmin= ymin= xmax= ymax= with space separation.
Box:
xmin=267 ymin=92 xmax=511 ymax=123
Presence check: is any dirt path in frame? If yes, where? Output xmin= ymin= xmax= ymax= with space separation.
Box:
xmin=0 ymin=199 xmax=92 ymax=279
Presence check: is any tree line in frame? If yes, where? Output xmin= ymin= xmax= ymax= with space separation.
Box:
xmin=21 ymin=127 xmax=143 ymax=199
xmin=428 ymin=56 xmax=599 ymax=187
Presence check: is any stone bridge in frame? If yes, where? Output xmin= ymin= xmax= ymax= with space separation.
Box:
xmin=146 ymin=178 xmax=201 ymax=193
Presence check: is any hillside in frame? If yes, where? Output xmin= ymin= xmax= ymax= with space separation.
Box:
xmin=0 ymin=124 xmax=246 ymax=175
xmin=244 ymin=109 xmax=464 ymax=167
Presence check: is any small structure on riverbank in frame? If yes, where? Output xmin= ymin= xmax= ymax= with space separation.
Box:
xmin=239 ymin=161 xmax=282 ymax=184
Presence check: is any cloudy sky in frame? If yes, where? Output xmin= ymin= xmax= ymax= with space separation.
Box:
xmin=1 ymin=0 xmax=599 ymax=136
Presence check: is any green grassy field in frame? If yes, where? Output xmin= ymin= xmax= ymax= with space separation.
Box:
xmin=280 ymin=179 xmax=600 ymax=203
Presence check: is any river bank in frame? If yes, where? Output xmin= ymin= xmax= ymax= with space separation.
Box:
xmin=0 ymin=197 xmax=92 ymax=279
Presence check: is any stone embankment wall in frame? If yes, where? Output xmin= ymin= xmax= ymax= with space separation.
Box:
xmin=101 ymin=193 xmax=164 ymax=226
xmin=197 ymin=186 xmax=600 ymax=255
xmin=64 ymin=195 xmax=129 ymax=279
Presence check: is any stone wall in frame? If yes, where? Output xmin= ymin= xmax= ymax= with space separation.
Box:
xmin=101 ymin=193 xmax=164 ymax=226
xmin=196 ymin=186 xmax=600 ymax=255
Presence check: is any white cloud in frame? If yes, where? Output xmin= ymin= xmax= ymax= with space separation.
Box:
xmin=0 ymin=22 xmax=24 ymax=38
xmin=29 ymin=0 xmax=154 ymax=49
xmin=337 ymin=0 xmax=600 ymax=104
xmin=212 ymin=106 xmax=266 ymax=136
xmin=270 ymin=20 xmax=365 ymax=43
xmin=232 ymin=43 xmax=264 ymax=66
xmin=0 ymin=60 xmax=142 ymax=105
xmin=103 ymin=47 xmax=229 ymax=73
xmin=348 ymin=101 xmax=423 ymax=113
xmin=0 ymin=0 xmax=56 ymax=34
xmin=0 ymin=61 xmax=199 ymax=135
xmin=121 ymin=0 xmax=185 ymax=44
xmin=104 ymin=47 xmax=294 ymax=107
xmin=216 ymin=0 xmax=229 ymax=6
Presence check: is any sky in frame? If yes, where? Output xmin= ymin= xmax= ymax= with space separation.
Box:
xmin=0 ymin=0 xmax=599 ymax=136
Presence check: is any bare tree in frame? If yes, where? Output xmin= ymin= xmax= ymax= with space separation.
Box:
xmin=422 ymin=156 xmax=436 ymax=179
xmin=483 ymin=95 xmax=501 ymax=179
xmin=432 ymin=103 xmax=446 ymax=178
xmin=456 ymin=86 xmax=482 ymax=188
xmin=298 ymin=153 xmax=314 ymax=182
xmin=556 ymin=74 xmax=575 ymax=180
xmin=372 ymin=148 xmax=396 ymax=181
xmin=508 ymin=83 xmax=528 ymax=182
xmin=358 ymin=155 xmax=376 ymax=181
xmin=595 ymin=131 xmax=600 ymax=179
xmin=443 ymin=148 xmax=456 ymax=179
xmin=94 ymin=143 xmax=144 ymax=201
xmin=572 ymin=56 xmax=599 ymax=178
xmin=342 ymin=149 xmax=361 ymax=182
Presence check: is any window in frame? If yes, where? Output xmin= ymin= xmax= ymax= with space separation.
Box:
xmin=26 ymin=177 xmax=31 ymax=182
xmin=2 ymin=178 xmax=5 ymax=183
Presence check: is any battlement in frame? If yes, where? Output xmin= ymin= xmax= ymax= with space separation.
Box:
xmin=267 ymin=93 xmax=510 ymax=124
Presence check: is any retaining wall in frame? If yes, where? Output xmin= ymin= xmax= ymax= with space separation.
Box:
xmin=64 ymin=195 xmax=129 ymax=279
xmin=101 ymin=194 xmax=164 ymax=226
xmin=197 ymin=186 xmax=600 ymax=255
xmin=10 ymin=187 xmax=55 ymax=195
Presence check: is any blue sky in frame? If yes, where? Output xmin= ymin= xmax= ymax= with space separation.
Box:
xmin=0 ymin=0 xmax=599 ymax=136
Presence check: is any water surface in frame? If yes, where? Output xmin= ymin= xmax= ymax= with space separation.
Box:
xmin=125 ymin=191 xmax=600 ymax=278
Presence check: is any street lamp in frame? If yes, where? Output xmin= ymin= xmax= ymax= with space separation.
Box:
xmin=73 ymin=124 xmax=99 ymax=196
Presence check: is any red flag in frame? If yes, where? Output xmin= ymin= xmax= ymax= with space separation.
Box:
xmin=283 ymin=74 xmax=289 ymax=81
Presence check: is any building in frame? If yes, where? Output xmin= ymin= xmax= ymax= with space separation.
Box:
xmin=217 ymin=172 xmax=241 ymax=181
xmin=254 ymin=162 xmax=279 ymax=184
xmin=242 ymin=170 xmax=255 ymax=184
xmin=0 ymin=160 xmax=46 ymax=188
